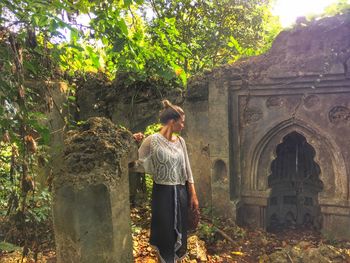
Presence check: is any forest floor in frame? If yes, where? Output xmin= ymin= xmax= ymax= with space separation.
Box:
xmin=132 ymin=205 xmax=350 ymax=263
xmin=1 ymin=204 xmax=350 ymax=262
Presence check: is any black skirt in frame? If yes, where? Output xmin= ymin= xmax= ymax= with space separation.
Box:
xmin=150 ymin=183 xmax=188 ymax=263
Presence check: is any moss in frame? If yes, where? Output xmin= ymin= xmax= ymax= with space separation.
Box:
xmin=54 ymin=117 xmax=136 ymax=188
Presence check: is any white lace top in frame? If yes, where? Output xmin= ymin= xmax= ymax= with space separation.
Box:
xmin=138 ymin=133 xmax=194 ymax=185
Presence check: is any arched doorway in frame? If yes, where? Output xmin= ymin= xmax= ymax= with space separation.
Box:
xmin=266 ymin=132 xmax=323 ymax=231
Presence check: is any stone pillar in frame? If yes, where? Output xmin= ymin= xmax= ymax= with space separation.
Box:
xmin=53 ymin=117 xmax=137 ymax=263
xmin=208 ymin=80 xmax=237 ymax=219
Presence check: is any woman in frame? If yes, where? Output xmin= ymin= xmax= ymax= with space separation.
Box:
xmin=133 ymin=100 xmax=199 ymax=263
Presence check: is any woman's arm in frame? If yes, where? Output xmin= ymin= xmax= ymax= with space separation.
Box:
xmin=180 ymin=137 xmax=199 ymax=210
xmin=130 ymin=134 xmax=153 ymax=174
xmin=187 ymin=182 xmax=199 ymax=210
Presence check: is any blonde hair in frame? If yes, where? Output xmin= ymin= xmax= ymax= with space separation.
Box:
xmin=159 ymin=100 xmax=184 ymax=124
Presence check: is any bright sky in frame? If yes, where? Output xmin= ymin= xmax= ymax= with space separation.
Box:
xmin=272 ymin=0 xmax=350 ymax=27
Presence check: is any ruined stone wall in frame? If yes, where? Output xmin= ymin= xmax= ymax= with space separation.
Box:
xmin=183 ymin=79 xmax=211 ymax=207
xmin=185 ymin=14 xmax=350 ymax=238
xmin=76 ymin=77 xmax=213 ymax=208
xmin=76 ymin=77 xmax=184 ymax=132
xmin=74 ymin=15 xmax=350 ymax=239
xmin=75 ymin=78 xmax=213 ymax=206
xmin=53 ymin=117 xmax=137 ymax=263
xmin=184 ymin=73 xmax=234 ymax=211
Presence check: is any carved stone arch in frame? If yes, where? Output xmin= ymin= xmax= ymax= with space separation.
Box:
xmin=249 ymin=118 xmax=347 ymax=200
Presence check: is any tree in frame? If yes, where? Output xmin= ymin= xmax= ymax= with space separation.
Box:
xmin=144 ymin=0 xmax=281 ymax=74
xmin=323 ymin=0 xmax=350 ymax=16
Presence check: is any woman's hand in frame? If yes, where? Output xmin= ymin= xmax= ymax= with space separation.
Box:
xmin=190 ymin=195 xmax=199 ymax=211
xmin=133 ymin=132 xmax=144 ymax=143
xmin=187 ymin=182 xmax=199 ymax=210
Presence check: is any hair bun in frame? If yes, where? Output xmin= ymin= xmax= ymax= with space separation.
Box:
xmin=162 ymin=99 xmax=172 ymax=109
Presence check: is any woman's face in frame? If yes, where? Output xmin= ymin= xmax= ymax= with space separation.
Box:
xmin=172 ymin=115 xmax=185 ymax=132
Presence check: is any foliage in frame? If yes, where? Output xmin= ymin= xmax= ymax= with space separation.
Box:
xmin=26 ymin=188 xmax=52 ymax=224
xmin=296 ymin=0 xmax=350 ymax=25
xmin=144 ymin=174 xmax=153 ymax=200
xmin=144 ymin=122 xmax=162 ymax=136
xmin=0 ymin=2 xmax=56 ymax=257
xmin=0 ymin=241 xmax=22 ymax=253
xmin=142 ymin=123 xmax=162 ymax=201
xmin=1 ymin=0 xmax=189 ymax=86
xmin=322 ymin=0 xmax=350 ymax=16
xmin=144 ymin=0 xmax=281 ymax=73
xmin=197 ymin=222 xmax=217 ymax=244
xmin=1 ymin=0 xmax=282 ymax=87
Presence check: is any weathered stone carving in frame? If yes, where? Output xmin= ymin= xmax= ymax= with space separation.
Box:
xmin=243 ymin=108 xmax=263 ymax=124
xmin=304 ymin=95 xmax=320 ymax=109
xmin=266 ymin=96 xmax=284 ymax=108
xmin=329 ymin=106 xmax=350 ymax=123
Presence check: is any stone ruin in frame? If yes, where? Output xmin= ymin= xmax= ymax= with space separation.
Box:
xmin=52 ymin=117 xmax=137 ymax=262
xmin=185 ymin=14 xmax=350 ymax=239
xmin=53 ymin=15 xmax=350 ymax=263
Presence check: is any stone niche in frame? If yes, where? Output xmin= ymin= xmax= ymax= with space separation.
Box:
xmin=185 ymin=14 xmax=350 ymax=239
xmin=53 ymin=117 xmax=138 ymax=263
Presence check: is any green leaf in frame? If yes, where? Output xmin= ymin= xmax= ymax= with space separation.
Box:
xmin=67 ymin=44 xmax=85 ymax=52
xmin=0 ymin=242 xmax=22 ymax=253
xmin=158 ymin=68 xmax=174 ymax=80
xmin=39 ymin=128 xmax=51 ymax=145
xmin=123 ymin=0 xmax=132 ymax=7
xmin=228 ymin=36 xmax=243 ymax=54
xmin=70 ymin=29 xmax=80 ymax=44
xmin=38 ymin=16 xmax=49 ymax=27
xmin=113 ymin=37 xmax=126 ymax=52
xmin=28 ymin=111 xmax=47 ymax=119
xmin=117 ymin=20 xmax=128 ymax=36
xmin=23 ymin=61 xmax=38 ymax=74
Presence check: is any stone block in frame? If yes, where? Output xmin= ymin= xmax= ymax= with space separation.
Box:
xmin=53 ymin=117 xmax=136 ymax=263
xmin=322 ymin=213 xmax=350 ymax=240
